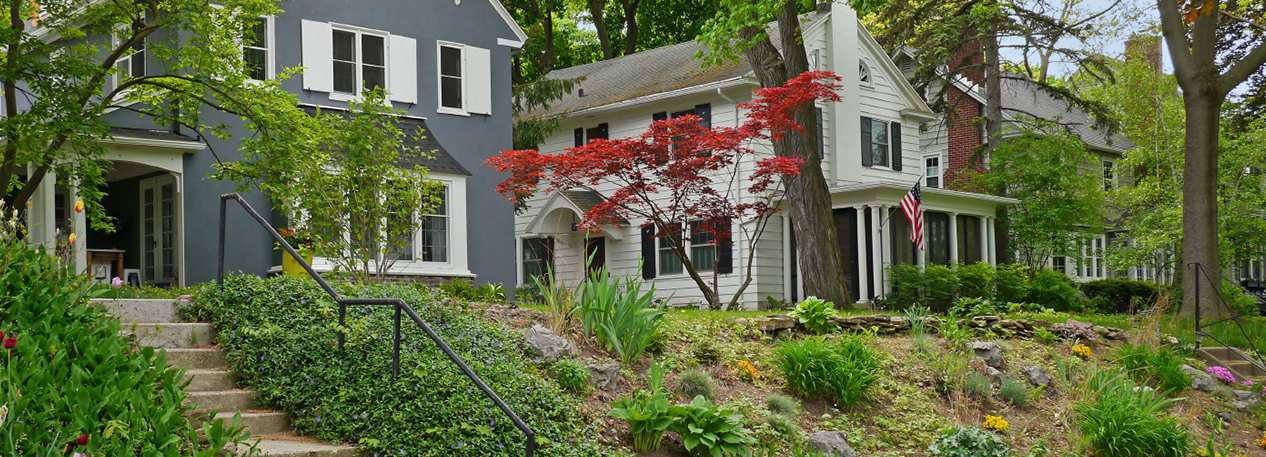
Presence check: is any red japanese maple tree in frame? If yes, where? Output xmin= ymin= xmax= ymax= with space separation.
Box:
xmin=487 ymin=71 xmax=842 ymax=310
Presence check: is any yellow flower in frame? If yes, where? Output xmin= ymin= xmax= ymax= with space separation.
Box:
xmin=74 ymin=200 xmax=83 ymax=213
xmin=1073 ymin=343 xmax=1092 ymax=358
xmin=67 ymin=233 xmax=77 ymax=245
xmin=984 ymin=414 xmax=1009 ymax=432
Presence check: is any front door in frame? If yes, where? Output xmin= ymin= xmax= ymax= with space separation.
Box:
xmin=586 ymin=237 xmax=606 ymax=278
xmin=140 ymin=175 xmax=179 ymax=286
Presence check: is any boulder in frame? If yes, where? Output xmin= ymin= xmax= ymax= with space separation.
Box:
xmin=1029 ymin=319 xmax=1054 ymax=330
xmin=1021 ymin=365 xmax=1053 ymax=387
xmin=1183 ymin=365 xmax=1217 ymax=393
xmin=1232 ymin=400 xmax=1256 ymax=411
xmin=969 ymin=342 xmax=1003 ymax=368
xmin=1217 ymin=412 xmax=1233 ymax=422
xmin=1232 ymin=390 xmax=1261 ymax=409
xmin=586 ymin=361 xmax=620 ymax=391
xmin=760 ymin=315 xmax=797 ymax=332
xmin=808 ymin=431 xmax=858 ymax=457
xmin=524 ymin=324 xmax=574 ymax=362
xmin=985 ymin=366 xmax=1003 ymax=382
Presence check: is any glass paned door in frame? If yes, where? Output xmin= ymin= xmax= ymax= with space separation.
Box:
xmin=140 ymin=175 xmax=180 ymax=286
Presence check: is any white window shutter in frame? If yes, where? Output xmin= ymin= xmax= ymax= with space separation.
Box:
xmin=301 ymin=20 xmax=333 ymax=92
xmin=466 ymin=45 xmax=491 ymax=115
xmin=389 ymin=35 xmax=417 ymax=104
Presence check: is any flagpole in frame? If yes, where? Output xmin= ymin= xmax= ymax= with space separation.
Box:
xmin=876 ymin=174 xmax=926 ymax=301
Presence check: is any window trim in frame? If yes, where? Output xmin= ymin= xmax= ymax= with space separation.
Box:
xmin=112 ymin=26 xmax=146 ymax=90
xmin=328 ymin=23 xmax=391 ymax=102
xmin=859 ymin=60 xmax=873 ymax=86
xmin=924 ymin=153 xmax=942 ymax=188
xmin=1102 ymin=158 xmax=1116 ymax=191
xmin=521 ymin=236 xmax=554 ymax=284
xmin=416 ymin=183 xmax=451 ymax=264
xmin=689 ymin=220 xmax=718 ymax=272
xmin=655 ymin=220 xmax=727 ymax=277
xmin=243 ymin=14 xmax=276 ymax=82
xmin=870 ymin=118 xmax=890 ymax=168
xmin=436 ymin=40 xmax=468 ymax=116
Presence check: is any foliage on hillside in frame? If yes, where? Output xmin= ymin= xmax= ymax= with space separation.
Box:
xmin=191 ymin=274 xmax=614 ymax=457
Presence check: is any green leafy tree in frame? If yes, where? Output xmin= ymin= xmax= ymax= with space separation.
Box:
xmin=226 ymin=91 xmax=443 ymax=283
xmin=0 ymin=0 xmax=310 ymax=228
xmin=966 ymin=119 xmax=1106 ymax=269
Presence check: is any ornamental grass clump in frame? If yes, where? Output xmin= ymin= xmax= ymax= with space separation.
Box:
xmin=576 ymin=266 xmax=667 ymax=364
xmin=998 ymin=379 xmax=1029 ymax=407
xmin=765 ymin=394 xmax=800 ymax=417
xmin=775 ymin=335 xmax=882 ymax=409
xmin=678 ymin=366 xmax=717 ymax=401
xmin=1075 ymin=367 xmax=1188 ymax=457
xmin=1115 ymin=343 xmax=1190 ymax=392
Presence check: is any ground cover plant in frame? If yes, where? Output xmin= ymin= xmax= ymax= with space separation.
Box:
xmin=192 ymin=274 xmax=611 ymax=457
xmin=787 ymin=297 xmax=838 ymax=334
xmin=0 ymin=220 xmax=248 ymax=456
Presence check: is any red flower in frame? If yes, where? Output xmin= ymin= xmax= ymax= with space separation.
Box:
xmin=76 ymin=434 xmax=88 ymax=446
xmin=3 ymin=338 xmax=15 ymax=349
xmin=0 ymin=331 xmax=5 ymax=340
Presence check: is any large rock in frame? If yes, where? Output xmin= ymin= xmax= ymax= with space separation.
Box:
xmin=760 ymin=315 xmax=797 ymax=332
xmin=1232 ymin=390 xmax=1261 ymax=409
xmin=1021 ymin=365 xmax=1052 ymax=387
xmin=808 ymin=431 xmax=858 ymax=457
xmin=1183 ymin=365 xmax=1217 ymax=393
xmin=524 ymin=324 xmax=574 ymax=362
xmin=586 ymin=360 xmax=620 ymax=391
xmin=969 ymin=342 xmax=1003 ymax=368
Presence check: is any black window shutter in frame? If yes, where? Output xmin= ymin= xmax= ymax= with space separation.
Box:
xmin=641 ymin=224 xmax=657 ymax=279
xmin=891 ymin=122 xmax=903 ymax=171
xmin=694 ymin=104 xmax=712 ymax=129
xmin=815 ymin=107 xmax=825 ymax=160
xmin=652 ymin=111 xmax=668 ymax=123
xmin=860 ymin=116 xmax=873 ymax=167
xmin=546 ymin=236 xmax=556 ymax=279
xmin=717 ymin=218 xmax=733 ymax=274
xmin=574 ymin=127 xmax=584 ymax=147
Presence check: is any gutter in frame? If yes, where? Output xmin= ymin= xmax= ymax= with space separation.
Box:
xmin=558 ymin=76 xmax=758 ymax=119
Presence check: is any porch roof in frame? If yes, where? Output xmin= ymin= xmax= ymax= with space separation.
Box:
xmin=299 ymin=105 xmax=472 ymax=177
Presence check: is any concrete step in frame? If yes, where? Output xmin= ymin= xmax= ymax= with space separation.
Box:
xmin=124 ymin=323 xmax=215 ymax=348
xmin=164 ymin=348 xmax=226 ymax=369
xmin=248 ymin=437 xmax=356 ymax=457
xmin=186 ymin=390 xmax=256 ymax=413
xmin=195 ymin=411 xmax=290 ymax=437
xmin=94 ymin=298 xmax=181 ymax=323
xmin=1225 ymin=360 xmax=1266 ymax=377
xmin=184 ymin=369 xmax=238 ymax=392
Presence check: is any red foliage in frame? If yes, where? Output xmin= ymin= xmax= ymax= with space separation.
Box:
xmin=485 ymin=71 xmax=842 ymax=242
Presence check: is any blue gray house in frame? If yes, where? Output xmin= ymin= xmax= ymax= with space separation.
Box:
xmin=21 ymin=0 xmax=525 ymax=287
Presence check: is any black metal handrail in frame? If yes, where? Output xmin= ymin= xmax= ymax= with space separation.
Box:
xmin=1188 ymin=262 xmax=1266 ymax=375
xmin=217 ymin=193 xmax=534 ymax=456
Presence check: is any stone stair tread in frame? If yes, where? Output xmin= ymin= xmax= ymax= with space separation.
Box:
xmin=247 ymin=434 xmax=356 ymax=457
xmin=183 ymin=369 xmax=238 ymax=392
xmin=163 ymin=348 xmax=227 ymax=369
xmin=205 ymin=411 xmax=290 ymax=437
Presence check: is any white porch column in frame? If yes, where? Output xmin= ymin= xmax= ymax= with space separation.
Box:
xmin=979 ymin=216 xmax=989 ymax=265
xmin=948 ymin=212 xmax=959 ymax=265
xmin=878 ymin=205 xmax=893 ymax=294
xmin=782 ymin=215 xmax=793 ymax=302
xmin=69 ymin=186 xmax=87 ymax=274
xmin=855 ymin=205 xmax=870 ymax=302
xmin=916 ymin=209 xmax=927 ymax=270
xmin=982 ymin=216 xmax=992 ymax=263
xmin=25 ymin=167 xmax=56 ymax=248
xmin=870 ymin=206 xmax=884 ymax=297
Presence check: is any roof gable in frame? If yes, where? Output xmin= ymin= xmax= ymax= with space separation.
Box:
xmin=486 ymin=0 xmax=529 ymax=43
xmin=857 ymin=22 xmax=933 ymax=115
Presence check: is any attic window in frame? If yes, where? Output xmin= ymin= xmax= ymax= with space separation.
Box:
xmin=859 ymin=62 xmax=871 ymax=83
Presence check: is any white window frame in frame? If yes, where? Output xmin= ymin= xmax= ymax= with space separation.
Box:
xmin=858 ymin=60 xmax=873 ymax=86
xmin=869 ymin=118 xmax=891 ymax=168
xmin=656 ymin=221 xmax=722 ymax=276
xmin=329 ymin=24 xmax=391 ymax=102
xmin=416 ymin=183 xmax=451 ymax=264
xmin=112 ymin=28 xmax=146 ymax=90
xmin=243 ymin=15 xmax=276 ymax=82
xmin=924 ymin=154 xmax=942 ymax=188
xmin=689 ymin=220 xmax=718 ymax=273
xmin=1102 ymin=158 xmax=1116 ymax=191
xmin=437 ymin=41 xmax=468 ymax=116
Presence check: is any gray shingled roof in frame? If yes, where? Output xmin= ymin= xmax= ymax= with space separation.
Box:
xmin=999 ymin=74 xmax=1134 ymax=152
xmin=108 ymin=127 xmax=199 ymax=143
xmin=529 ymin=11 xmax=831 ymax=119
xmin=300 ymin=106 xmax=471 ymax=176
xmin=560 ymin=190 xmax=629 ymax=225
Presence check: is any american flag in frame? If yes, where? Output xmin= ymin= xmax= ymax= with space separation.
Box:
xmin=900 ymin=181 xmax=924 ymax=250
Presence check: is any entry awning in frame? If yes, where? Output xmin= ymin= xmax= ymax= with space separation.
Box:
xmin=525 ymin=190 xmax=629 ymax=240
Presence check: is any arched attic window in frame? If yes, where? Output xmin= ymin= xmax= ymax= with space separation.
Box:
xmin=859 ymin=61 xmax=872 ymax=84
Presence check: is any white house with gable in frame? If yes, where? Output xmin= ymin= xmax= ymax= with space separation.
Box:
xmin=515 ymin=3 xmax=1016 ymax=309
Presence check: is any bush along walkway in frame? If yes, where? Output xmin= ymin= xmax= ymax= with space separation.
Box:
xmin=98 ymin=297 xmax=355 ymax=457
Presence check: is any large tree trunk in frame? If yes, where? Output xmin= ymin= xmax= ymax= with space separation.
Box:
xmin=588 ymin=0 xmax=615 ymax=59
xmin=1180 ymin=92 xmax=1223 ymax=318
xmin=621 ymin=0 xmax=639 ymax=56
xmin=738 ymin=0 xmax=849 ymax=307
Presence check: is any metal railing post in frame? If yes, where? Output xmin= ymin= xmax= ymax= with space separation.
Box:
xmin=338 ymin=302 xmax=346 ymax=350
xmin=1194 ymin=263 xmax=1202 ymax=349
xmin=218 ymin=196 xmax=227 ymax=287
xmin=393 ymin=302 xmax=402 ymax=379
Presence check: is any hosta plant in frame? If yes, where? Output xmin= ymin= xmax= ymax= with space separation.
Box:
xmin=788 ymin=297 xmax=839 ymax=334
xmin=610 ymin=361 xmax=673 ymax=451
xmin=927 ymin=426 xmax=1010 ymax=457
xmin=667 ymin=396 xmax=756 ymax=457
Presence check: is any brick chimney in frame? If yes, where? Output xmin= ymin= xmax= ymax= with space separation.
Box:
xmin=948 ymin=39 xmax=984 ymax=85
xmin=1124 ymin=35 xmax=1162 ymax=73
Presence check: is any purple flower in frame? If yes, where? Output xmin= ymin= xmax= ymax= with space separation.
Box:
xmin=1208 ymin=366 xmax=1237 ymax=383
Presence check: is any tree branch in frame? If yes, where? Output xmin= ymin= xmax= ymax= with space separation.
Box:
xmin=1219 ymin=38 xmax=1266 ymax=98
xmin=1156 ymin=0 xmax=1198 ymax=87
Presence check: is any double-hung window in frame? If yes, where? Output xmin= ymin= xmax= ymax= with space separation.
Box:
xmin=658 ymin=223 xmax=684 ymax=275
xmin=332 ymin=27 xmax=387 ymax=96
xmin=523 ymin=237 xmax=554 ymax=283
xmin=243 ymin=16 xmax=273 ymax=81
xmin=689 ymin=221 xmax=717 ymax=272
xmin=115 ymin=22 xmax=146 ymax=82
xmin=1102 ymin=159 xmax=1116 ymax=191
xmin=925 ymin=155 xmax=941 ymax=188
xmin=439 ymin=44 xmax=464 ymax=110
xmin=419 ymin=186 xmax=449 ymax=262
xmin=869 ymin=118 xmax=889 ymax=167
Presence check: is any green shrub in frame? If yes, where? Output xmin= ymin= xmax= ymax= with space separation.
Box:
xmin=950 ymin=297 xmax=997 ymax=318
xmin=775 ymin=335 xmax=882 ymax=408
xmin=195 ymin=274 xmax=608 ymax=456
xmin=788 ymin=296 xmax=839 ymax=334
xmin=474 ymin=282 xmax=508 ymax=303
xmin=1026 ymin=268 xmax=1079 ymax=311
xmin=888 ymin=263 xmax=926 ymax=310
xmin=957 ymin=262 xmax=997 ymax=301
xmin=994 ymin=264 xmax=1030 ymax=304
xmin=1034 ymin=327 xmax=1059 ymax=344
xmin=513 ymin=282 xmax=545 ymax=305
xmin=1079 ymin=279 xmax=1158 ymax=313
xmin=998 ymin=378 xmax=1028 ymax=407
xmin=692 ymin=339 xmax=723 ymax=364
xmin=924 ymin=264 xmax=961 ymax=312
xmin=927 ymin=426 xmax=1010 ymax=457
xmin=667 ymin=396 xmax=757 ymax=457
xmin=678 ymin=367 xmax=717 ymax=401
xmin=1114 ymin=343 xmax=1190 ymax=393
xmin=939 ymin=320 xmax=976 ymax=349
xmin=577 ymin=266 xmax=667 ymax=364
xmin=963 ymin=372 xmax=993 ymax=401
xmin=434 ymin=279 xmax=478 ymax=301
xmin=552 ymin=359 xmax=591 ymax=394
xmin=762 ymin=412 xmax=800 ymax=441
xmin=765 ymin=393 xmax=801 ymax=417
xmin=1076 ymin=368 xmax=1188 ymax=457
xmin=610 ymin=360 xmax=672 ymax=452
xmin=0 ymin=230 xmax=248 ymax=456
